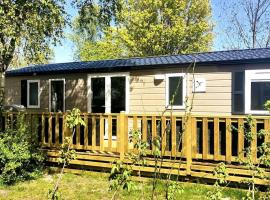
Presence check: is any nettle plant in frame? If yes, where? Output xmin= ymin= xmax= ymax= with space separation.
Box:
xmin=49 ymin=108 xmax=85 ymax=200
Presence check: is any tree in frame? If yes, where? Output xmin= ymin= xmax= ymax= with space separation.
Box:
xmin=72 ymin=0 xmax=213 ymax=60
xmin=0 ymin=0 xmax=67 ymax=108
xmin=216 ymin=0 xmax=270 ymax=49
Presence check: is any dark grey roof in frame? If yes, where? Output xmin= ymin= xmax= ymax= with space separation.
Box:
xmin=6 ymin=48 xmax=270 ymax=76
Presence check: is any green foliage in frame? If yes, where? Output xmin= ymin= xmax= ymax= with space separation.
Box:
xmin=72 ymin=0 xmax=213 ymax=61
xmin=128 ymin=129 xmax=149 ymax=166
xmin=58 ymin=137 xmax=77 ymax=165
xmin=109 ymin=161 xmax=135 ymax=192
xmin=207 ymin=162 xmax=228 ymax=200
xmin=0 ymin=0 xmax=67 ymax=70
xmin=0 ymin=113 xmax=45 ymax=185
xmin=264 ymin=100 xmax=270 ymax=112
xmin=167 ymin=182 xmax=183 ymax=200
xmin=65 ymin=108 xmax=86 ymax=129
xmin=152 ymin=136 xmax=161 ymax=157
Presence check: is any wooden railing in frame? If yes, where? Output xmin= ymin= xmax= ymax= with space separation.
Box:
xmin=2 ymin=112 xmax=270 ymax=184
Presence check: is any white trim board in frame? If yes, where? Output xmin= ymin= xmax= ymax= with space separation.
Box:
xmin=49 ymin=78 xmax=66 ymax=112
xmin=27 ymin=80 xmax=40 ymax=109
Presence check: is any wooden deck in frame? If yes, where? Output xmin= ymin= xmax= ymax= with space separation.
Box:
xmin=2 ymin=112 xmax=270 ymax=185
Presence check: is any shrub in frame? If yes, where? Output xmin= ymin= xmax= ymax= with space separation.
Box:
xmin=0 ymin=113 xmax=45 ymax=184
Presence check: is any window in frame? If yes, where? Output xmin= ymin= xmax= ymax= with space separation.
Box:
xmin=166 ymin=73 xmax=186 ymax=109
xmin=27 ymin=80 xmax=40 ymax=108
xmin=87 ymin=73 xmax=129 ymax=113
xmin=245 ymin=70 xmax=270 ymax=114
xmin=232 ymin=72 xmax=245 ymax=114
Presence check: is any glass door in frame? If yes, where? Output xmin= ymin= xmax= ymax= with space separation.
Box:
xmin=50 ymin=80 xmax=65 ymax=112
xmin=91 ymin=77 xmax=106 ymax=113
xmin=111 ymin=77 xmax=126 ymax=113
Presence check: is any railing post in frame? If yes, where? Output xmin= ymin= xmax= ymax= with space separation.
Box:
xmin=119 ymin=111 xmax=126 ymax=160
xmin=185 ymin=115 xmax=192 ymax=175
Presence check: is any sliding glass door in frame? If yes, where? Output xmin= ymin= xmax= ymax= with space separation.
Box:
xmin=88 ymin=74 xmax=129 ymax=113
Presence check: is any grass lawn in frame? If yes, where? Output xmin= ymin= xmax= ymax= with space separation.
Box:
xmin=0 ymin=170 xmax=251 ymax=200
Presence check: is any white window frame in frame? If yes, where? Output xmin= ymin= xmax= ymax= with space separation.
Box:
xmin=87 ymin=73 xmax=130 ymax=140
xmin=245 ymin=69 xmax=270 ymax=115
xmin=165 ymin=73 xmax=186 ymax=109
xmin=87 ymin=73 xmax=130 ymax=114
xmin=49 ymin=78 xmax=66 ymax=112
xmin=27 ymin=80 xmax=40 ymax=108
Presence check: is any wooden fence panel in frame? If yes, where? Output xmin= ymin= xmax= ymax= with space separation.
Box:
xmin=251 ymin=119 xmax=257 ymax=163
xmin=202 ymin=118 xmax=208 ymax=160
xmin=171 ymin=116 xmax=177 ymax=157
xmin=214 ymin=117 xmax=219 ymax=160
xmin=92 ymin=116 xmax=96 ymax=150
xmin=55 ymin=114 xmax=59 ymax=146
xmin=226 ymin=118 xmax=232 ymax=163
xmin=84 ymin=114 xmax=89 ymax=149
xmin=238 ymin=118 xmax=244 ymax=160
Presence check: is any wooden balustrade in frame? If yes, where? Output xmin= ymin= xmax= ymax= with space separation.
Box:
xmin=1 ymin=112 xmax=270 ymax=184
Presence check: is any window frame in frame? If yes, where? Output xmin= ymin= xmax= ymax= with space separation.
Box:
xmin=165 ymin=73 xmax=186 ymax=109
xmin=27 ymin=80 xmax=40 ymax=108
xmin=87 ymin=73 xmax=130 ymax=114
xmin=245 ymin=69 xmax=270 ymax=115
xmin=49 ymin=78 xmax=66 ymax=112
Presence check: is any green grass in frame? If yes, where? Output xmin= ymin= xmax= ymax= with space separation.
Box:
xmin=0 ymin=170 xmax=250 ymax=200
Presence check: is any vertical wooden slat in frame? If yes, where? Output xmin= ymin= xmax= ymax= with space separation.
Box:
xmin=124 ymin=115 xmax=128 ymax=152
xmin=92 ymin=116 xmax=96 ymax=149
xmin=48 ymin=114 xmax=52 ymax=147
xmin=161 ymin=116 xmax=166 ymax=153
xmin=119 ymin=112 xmax=125 ymax=160
xmin=76 ymin=124 xmax=80 ymax=148
xmin=191 ymin=117 xmax=197 ymax=158
xmin=202 ymin=117 xmax=208 ymax=160
xmin=152 ymin=116 xmax=157 ymax=141
xmin=171 ymin=116 xmax=177 ymax=157
xmin=100 ymin=116 xmax=104 ymax=151
xmin=185 ymin=116 xmax=192 ymax=174
xmin=62 ymin=113 xmax=67 ymax=142
xmin=238 ymin=118 xmax=244 ymax=160
xmin=4 ymin=112 xmax=8 ymax=130
xmin=133 ymin=116 xmax=138 ymax=130
xmin=226 ymin=118 xmax=232 ymax=163
xmin=264 ymin=119 xmax=270 ymax=143
xmin=55 ymin=113 xmax=59 ymax=146
xmin=142 ymin=116 xmax=147 ymax=142
xmin=10 ymin=113 xmax=14 ymax=130
xmin=214 ymin=117 xmax=219 ymax=160
xmin=108 ymin=115 xmax=112 ymax=150
xmin=84 ymin=114 xmax=88 ymax=149
xmin=41 ymin=113 xmax=45 ymax=145
xmin=251 ymin=119 xmax=257 ymax=163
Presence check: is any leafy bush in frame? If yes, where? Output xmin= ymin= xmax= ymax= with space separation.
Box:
xmin=0 ymin=113 xmax=45 ymax=184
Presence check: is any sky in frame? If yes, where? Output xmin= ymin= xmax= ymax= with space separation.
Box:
xmin=53 ymin=0 xmax=228 ymax=63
